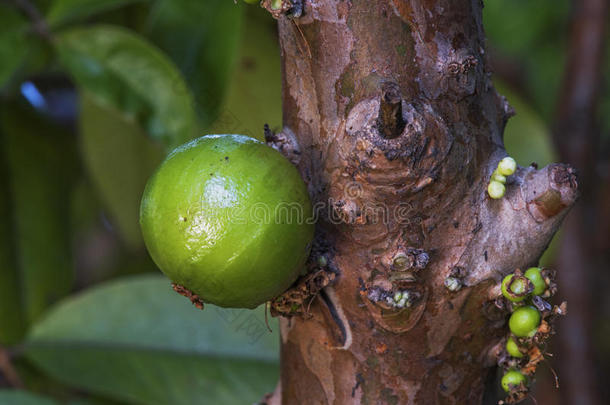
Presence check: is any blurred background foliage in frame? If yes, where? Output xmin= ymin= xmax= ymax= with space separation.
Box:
xmin=0 ymin=0 xmax=606 ymax=404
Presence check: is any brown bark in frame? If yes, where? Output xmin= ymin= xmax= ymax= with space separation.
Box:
xmin=266 ymin=1 xmax=578 ymax=403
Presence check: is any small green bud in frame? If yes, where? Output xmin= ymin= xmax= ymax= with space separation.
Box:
xmin=491 ymin=169 xmax=507 ymax=184
xmin=271 ymin=0 xmax=282 ymax=10
xmin=506 ymin=337 xmax=524 ymax=358
xmin=498 ymin=157 xmax=517 ymax=176
xmin=393 ymin=291 xmax=403 ymax=302
xmin=501 ymin=274 xmax=531 ymax=302
xmin=501 ymin=369 xmax=527 ymax=392
xmin=524 ymin=267 xmax=546 ymax=296
xmin=444 ymin=276 xmax=462 ymax=292
xmin=509 ymin=306 xmax=541 ymax=337
xmin=392 ymin=253 xmax=409 ymax=270
xmin=487 ymin=180 xmax=506 ymax=199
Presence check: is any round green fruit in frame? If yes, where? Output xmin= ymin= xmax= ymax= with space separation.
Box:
xmin=501 ymin=274 xmax=530 ymax=302
xmin=498 ymin=157 xmax=517 ymax=176
xmin=501 ymin=370 xmax=526 ymax=392
xmin=487 ymin=180 xmax=505 ymax=199
xmin=524 ymin=267 xmax=546 ymax=296
xmin=506 ymin=337 xmax=524 ymax=358
xmin=509 ymin=306 xmax=541 ymax=337
xmin=140 ymin=134 xmax=314 ymax=309
xmin=491 ymin=169 xmax=507 ymax=184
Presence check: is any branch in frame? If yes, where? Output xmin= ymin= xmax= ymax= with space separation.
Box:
xmin=460 ymin=163 xmax=578 ymax=287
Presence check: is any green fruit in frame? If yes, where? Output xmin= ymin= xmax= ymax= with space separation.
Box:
xmin=506 ymin=337 xmax=524 ymax=358
xmin=509 ymin=306 xmax=541 ymax=337
xmin=524 ymin=267 xmax=546 ymax=296
xmin=501 ymin=369 xmax=526 ymax=392
xmin=501 ymin=274 xmax=530 ymax=302
xmin=487 ymin=180 xmax=505 ymax=199
xmin=491 ymin=169 xmax=507 ymax=184
xmin=140 ymin=134 xmax=314 ymax=309
xmin=498 ymin=156 xmax=517 ymax=176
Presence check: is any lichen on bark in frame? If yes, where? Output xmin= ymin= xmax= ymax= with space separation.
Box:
xmin=264 ymin=1 xmax=578 ymax=403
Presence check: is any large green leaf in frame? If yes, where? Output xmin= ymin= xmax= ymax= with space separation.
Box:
xmin=206 ymin=7 xmax=282 ymax=140
xmin=56 ymin=25 xmax=198 ymax=150
xmin=79 ymin=91 xmax=163 ymax=249
xmin=0 ymin=390 xmax=58 ymax=405
xmin=0 ymin=5 xmax=30 ymax=89
xmin=0 ymin=102 xmax=76 ymax=326
xmin=47 ymin=0 xmax=149 ymax=27
xmin=145 ymin=0 xmax=244 ymax=127
xmin=25 ymin=275 xmax=279 ymax=405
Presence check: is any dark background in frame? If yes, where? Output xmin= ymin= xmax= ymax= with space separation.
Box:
xmin=0 ymin=0 xmax=607 ymax=404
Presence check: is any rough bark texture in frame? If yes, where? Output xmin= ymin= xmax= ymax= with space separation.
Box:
xmin=268 ymin=1 xmax=578 ymax=403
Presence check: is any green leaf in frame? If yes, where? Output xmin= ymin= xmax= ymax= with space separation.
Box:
xmin=0 ymin=5 xmax=30 ymax=89
xmin=56 ymin=25 xmax=198 ymax=150
xmin=145 ymin=0 xmax=244 ymax=127
xmin=0 ymin=390 xmax=58 ymax=405
xmin=25 ymin=275 xmax=279 ymax=405
xmin=206 ymin=7 xmax=281 ymax=140
xmin=0 ymin=102 xmax=76 ymax=325
xmin=47 ymin=0 xmax=149 ymax=27
xmin=79 ymin=91 xmax=164 ymax=248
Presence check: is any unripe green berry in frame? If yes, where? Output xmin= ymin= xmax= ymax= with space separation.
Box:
xmin=498 ymin=157 xmax=517 ymax=176
xmin=491 ymin=169 xmax=507 ymax=184
xmin=501 ymin=274 xmax=530 ymax=302
xmin=506 ymin=337 xmax=524 ymax=358
xmin=487 ymin=180 xmax=505 ymax=199
xmin=444 ymin=276 xmax=462 ymax=291
xmin=509 ymin=306 xmax=541 ymax=337
xmin=501 ymin=369 xmax=527 ymax=392
xmin=271 ymin=0 xmax=282 ymax=10
xmin=524 ymin=267 xmax=546 ymax=296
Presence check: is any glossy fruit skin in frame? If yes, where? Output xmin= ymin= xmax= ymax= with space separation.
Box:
xmin=524 ymin=267 xmax=546 ymax=296
xmin=509 ymin=306 xmax=541 ymax=337
xmin=501 ymin=370 xmax=526 ymax=392
xmin=501 ymin=274 xmax=529 ymax=302
xmin=140 ymin=134 xmax=314 ymax=309
xmin=506 ymin=337 xmax=524 ymax=358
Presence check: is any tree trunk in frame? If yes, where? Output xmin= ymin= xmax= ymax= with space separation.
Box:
xmin=265 ymin=1 xmax=578 ymax=403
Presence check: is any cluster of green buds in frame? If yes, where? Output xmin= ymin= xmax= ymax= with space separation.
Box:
xmin=488 ymin=156 xmax=517 ymax=199
xmin=499 ymin=267 xmax=558 ymax=401
xmin=387 ymin=290 xmax=412 ymax=309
